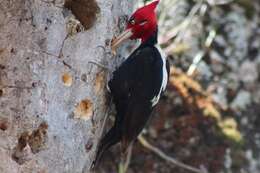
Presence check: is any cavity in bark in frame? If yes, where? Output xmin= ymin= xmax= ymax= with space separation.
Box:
xmin=64 ymin=0 xmax=100 ymax=30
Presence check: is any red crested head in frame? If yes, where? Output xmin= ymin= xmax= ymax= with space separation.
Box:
xmin=111 ymin=1 xmax=160 ymax=53
xmin=127 ymin=0 xmax=159 ymax=42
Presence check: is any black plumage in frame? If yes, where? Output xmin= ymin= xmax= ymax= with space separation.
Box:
xmin=93 ymin=29 xmax=170 ymax=166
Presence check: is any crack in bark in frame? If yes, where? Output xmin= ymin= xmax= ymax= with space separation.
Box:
xmin=58 ymin=34 xmax=69 ymax=58
xmin=0 ymin=85 xmax=33 ymax=90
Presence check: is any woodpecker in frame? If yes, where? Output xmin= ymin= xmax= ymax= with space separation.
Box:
xmin=92 ymin=0 xmax=169 ymax=167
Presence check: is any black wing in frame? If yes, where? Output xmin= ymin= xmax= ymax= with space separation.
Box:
xmin=109 ymin=46 xmax=164 ymax=149
xmin=166 ymin=59 xmax=170 ymax=81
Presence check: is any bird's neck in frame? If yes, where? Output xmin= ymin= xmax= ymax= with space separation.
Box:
xmin=141 ymin=27 xmax=158 ymax=46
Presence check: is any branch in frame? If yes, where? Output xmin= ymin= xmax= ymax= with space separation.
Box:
xmin=138 ymin=135 xmax=208 ymax=173
xmin=186 ymin=29 xmax=216 ymax=76
xmin=160 ymin=0 xmax=203 ymax=45
xmin=120 ymin=143 xmax=133 ymax=173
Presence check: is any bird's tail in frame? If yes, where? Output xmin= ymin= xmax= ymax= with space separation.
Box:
xmin=91 ymin=126 xmax=121 ymax=169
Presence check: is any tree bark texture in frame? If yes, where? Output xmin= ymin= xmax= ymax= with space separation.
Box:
xmin=0 ymin=0 xmax=134 ymax=172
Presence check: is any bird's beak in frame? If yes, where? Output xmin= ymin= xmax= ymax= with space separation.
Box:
xmin=111 ymin=29 xmax=133 ymax=55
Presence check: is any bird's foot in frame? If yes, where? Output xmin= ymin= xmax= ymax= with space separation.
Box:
xmin=88 ymin=60 xmax=110 ymax=70
xmin=96 ymin=45 xmax=114 ymax=57
xmin=90 ymin=45 xmax=114 ymax=70
xmin=88 ymin=60 xmax=112 ymax=93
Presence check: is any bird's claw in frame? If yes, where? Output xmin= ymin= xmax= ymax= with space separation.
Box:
xmin=88 ymin=60 xmax=110 ymax=70
xmin=95 ymin=45 xmax=114 ymax=57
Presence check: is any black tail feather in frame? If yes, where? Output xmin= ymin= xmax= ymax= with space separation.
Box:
xmin=91 ymin=126 xmax=121 ymax=169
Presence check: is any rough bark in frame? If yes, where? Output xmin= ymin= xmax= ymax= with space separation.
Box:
xmin=0 ymin=0 xmax=133 ymax=172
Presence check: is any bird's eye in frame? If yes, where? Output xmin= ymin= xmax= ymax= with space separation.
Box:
xmin=129 ymin=17 xmax=135 ymax=25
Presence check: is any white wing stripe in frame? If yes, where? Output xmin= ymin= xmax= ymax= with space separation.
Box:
xmin=151 ymin=45 xmax=168 ymax=107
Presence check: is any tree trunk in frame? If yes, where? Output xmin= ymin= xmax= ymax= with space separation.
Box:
xmin=0 ymin=0 xmax=133 ymax=172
